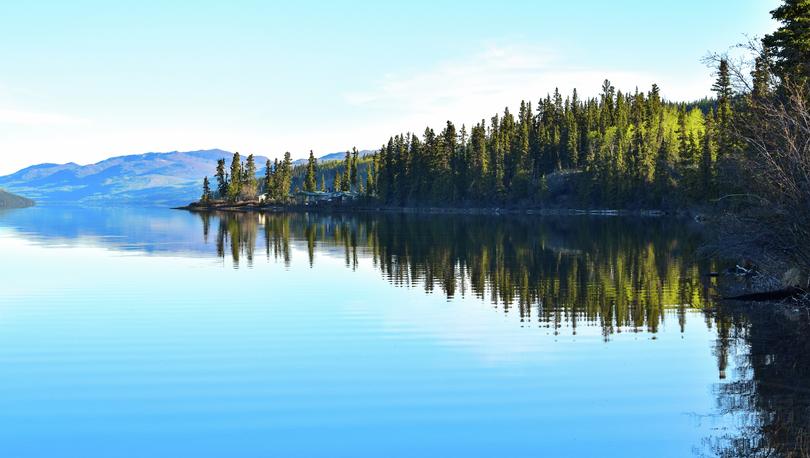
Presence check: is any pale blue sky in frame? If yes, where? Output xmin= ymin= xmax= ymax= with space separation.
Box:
xmin=0 ymin=0 xmax=779 ymax=174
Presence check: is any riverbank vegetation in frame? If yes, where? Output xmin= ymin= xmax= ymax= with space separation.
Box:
xmin=702 ymin=0 xmax=810 ymax=289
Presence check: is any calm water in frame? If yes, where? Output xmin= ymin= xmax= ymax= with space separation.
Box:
xmin=0 ymin=207 xmax=807 ymax=457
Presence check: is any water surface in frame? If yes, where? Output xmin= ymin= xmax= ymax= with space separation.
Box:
xmin=0 ymin=207 xmax=805 ymax=457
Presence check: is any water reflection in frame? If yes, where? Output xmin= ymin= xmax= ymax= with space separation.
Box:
xmin=706 ymin=308 xmax=810 ymax=457
xmin=202 ymin=211 xmax=716 ymax=337
xmin=2 ymin=207 xmax=808 ymax=456
xmin=203 ymin=211 xmax=810 ymax=455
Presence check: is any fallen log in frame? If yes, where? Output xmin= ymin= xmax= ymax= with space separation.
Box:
xmin=722 ymin=287 xmax=805 ymax=302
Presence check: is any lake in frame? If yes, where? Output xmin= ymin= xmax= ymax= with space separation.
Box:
xmin=0 ymin=207 xmax=807 ymax=457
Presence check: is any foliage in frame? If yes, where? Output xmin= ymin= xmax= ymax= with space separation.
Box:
xmin=369 ymin=82 xmax=711 ymax=207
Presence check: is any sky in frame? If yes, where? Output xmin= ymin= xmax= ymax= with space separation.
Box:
xmin=0 ymin=0 xmax=780 ymax=175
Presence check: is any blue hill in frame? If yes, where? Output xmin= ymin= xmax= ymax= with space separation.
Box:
xmin=0 ymin=149 xmax=254 ymax=207
xmin=0 ymin=149 xmax=375 ymax=207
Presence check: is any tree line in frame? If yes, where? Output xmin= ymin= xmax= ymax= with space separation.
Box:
xmin=201 ymin=151 xmax=294 ymax=203
xmin=367 ymin=82 xmax=721 ymax=207
xmin=201 ymin=148 xmax=371 ymax=203
xmin=201 ymin=0 xmax=807 ymax=219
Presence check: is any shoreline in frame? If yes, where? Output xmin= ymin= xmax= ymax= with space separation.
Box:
xmin=174 ymin=202 xmax=676 ymax=217
xmin=178 ymin=200 xmax=808 ymax=311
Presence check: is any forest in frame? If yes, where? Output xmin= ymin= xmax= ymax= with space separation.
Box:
xmin=201 ymin=83 xmax=716 ymax=208
xmin=200 ymin=0 xmax=808 ymax=271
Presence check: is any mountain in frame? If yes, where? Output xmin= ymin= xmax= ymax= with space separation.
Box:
xmin=292 ymin=150 xmax=376 ymax=166
xmin=0 ymin=189 xmax=35 ymax=209
xmin=0 ymin=149 xmax=253 ymax=207
xmin=0 ymin=149 xmax=374 ymax=207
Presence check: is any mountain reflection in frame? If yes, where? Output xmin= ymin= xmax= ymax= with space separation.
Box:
xmin=202 ymin=211 xmax=716 ymax=336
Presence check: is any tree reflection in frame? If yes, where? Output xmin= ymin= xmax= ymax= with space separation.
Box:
xmin=206 ymin=211 xmax=716 ymax=337
xmin=198 ymin=210 xmax=810 ymax=454
xmin=706 ymin=308 xmax=810 ymax=457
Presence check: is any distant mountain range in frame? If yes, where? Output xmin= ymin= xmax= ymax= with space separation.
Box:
xmin=292 ymin=150 xmax=375 ymax=166
xmin=0 ymin=149 xmax=374 ymax=207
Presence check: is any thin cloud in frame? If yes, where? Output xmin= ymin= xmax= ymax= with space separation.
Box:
xmin=344 ymin=44 xmax=713 ymax=131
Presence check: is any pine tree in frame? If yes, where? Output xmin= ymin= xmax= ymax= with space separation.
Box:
xmin=713 ymin=59 xmax=734 ymax=158
xmin=470 ymin=121 xmax=488 ymax=198
xmin=264 ymin=159 xmax=273 ymax=197
xmin=280 ymin=152 xmax=293 ymax=200
xmin=304 ymin=150 xmax=317 ymax=192
xmin=271 ymin=158 xmax=279 ymax=198
xmin=243 ymin=154 xmax=257 ymax=198
xmin=762 ymin=0 xmax=810 ymax=82
xmin=350 ymin=148 xmax=359 ymax=188
xmin=320 ymin=174 xmax=326 ymax=192
xmin=342 ymin=151 xmax=351 ymax=192
xmin=333 ymin=170 xmax=342 ymax=192
xmin=215 ymin=158 xmax=228 ymax=198
xmin=228 ymin=152 xmax=242 ymax=201
xmin=366 ymin=155 xmax=376 ymax=196
xmin=751 ymin=51 xmax=772 ymax=99
xmin=201 ymin=176 xmax=212 ymax=203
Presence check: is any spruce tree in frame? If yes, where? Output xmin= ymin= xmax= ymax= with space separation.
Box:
xmin=350 ymin=147 xmax=359 ymax=189
xmin=264 ymin=159 xmax=272 ymax=195
xmin=342 ymin=151 xmax=351 ymax=192
xmin=762 ymin=0 xmax=810 ymax=82
xmin=280 ymin=152 xmax=293 ymax=200
xmin=712 ymin=59 xmax=734 ymax=158
xmin=215 ymin=158 xmax=228 ymax=198
xmin=243 ymin=154 xmax=257 ymax=198
xmin=751 ymin=52 xmax=772 ymax=99
xmin=228 ymin=152 xmax=242 ymax=201
xmin=201 ymin=176 xmax=212 ymax=203
xmin=304 ymin=150 xmax=318 ymax=192
xmin=366 ymin=156 xmax=376 ymax=196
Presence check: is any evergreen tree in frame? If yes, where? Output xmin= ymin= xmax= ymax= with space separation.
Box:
xmin=264 ymin=159 xmax=273 ymax=197
xmin=700 ymin=111 xmax=717 ymax=195
xmin=366 ymin=154 xmax=376 ymax=196
xmin=243 ymin=154 xmax=257 ymax=198
xmin=350 ymin=147 xmax=359 ymax=189
xmin=304 ymin=150 xmax=318 ymax=192
xmin=762 ymin=0 xmax=810 ymax=82
xmin=280 ymin=152 xmax=293 ymax=200
xmin=272 ymin=159 xmax=281 ymax=199
xmin=215 ymin=158 xmax=228 ymax=198
xmin=201 ymin=176 xmax=212 ymax=203
xmin=713 ymin=59 xmax=734 ymax=158
xmin=342 ymin=151 xmax=351 ymax=192
xmin=333 ymin=170 xmax=342 ymax=192
xmin=751 ymin=51 xmax=772 ymax=99
xmin=470 ymin=121 xmax=488 ymax=197
xmin=228 ymin=152 xmax=242 ymax=201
